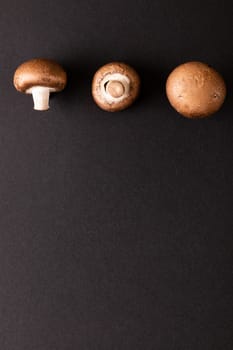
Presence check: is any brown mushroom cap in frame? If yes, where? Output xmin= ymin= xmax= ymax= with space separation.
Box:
xmin=13 ymin=58 xmax=67 ymax=93
xmin=92 ymin=62 xmax=140 ymax=112
xmin=166 ymin=61 xmax=226 ymax=118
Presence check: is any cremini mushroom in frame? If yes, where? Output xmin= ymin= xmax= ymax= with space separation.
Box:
xmin=166 ymin=61 xmax=226 ymax=118
xmin=13 ymin=58 xmax=67 ymax=111
xmin=92 ymin=62 xmax=140 ymax=112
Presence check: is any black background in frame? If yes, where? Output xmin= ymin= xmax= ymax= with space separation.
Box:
xmin=0 ymin=1 xmax=232 ymax=349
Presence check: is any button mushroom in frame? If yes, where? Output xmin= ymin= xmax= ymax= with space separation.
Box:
xmin=166 ymin=61 xmax=226 ymax=118
xmin=92 ymin=62 xmax=140 ymax=112
xmin=13 ymin=58 xmax=67 ymax=111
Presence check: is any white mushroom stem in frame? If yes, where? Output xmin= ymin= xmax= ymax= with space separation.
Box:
xmin=26 ymin=86 xmax=56 ymax=111
xmin=106 ymin=80 xmax=125 ymax=98
xmin=101 ymin=73 xmax=130 ymax=103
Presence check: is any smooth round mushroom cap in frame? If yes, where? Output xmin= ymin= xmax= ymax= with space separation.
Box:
xmin=92 ymin=62 xmax=140 ymax=112
xmin=13 ymin=58 xmax=67 ymax=93
xmin=166 ymin=61 xmax=226 ymax=118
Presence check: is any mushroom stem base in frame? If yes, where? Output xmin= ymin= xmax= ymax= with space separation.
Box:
xmin=28 ymin=86 xmax=52 ymax=111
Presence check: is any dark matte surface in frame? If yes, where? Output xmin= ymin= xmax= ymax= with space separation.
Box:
xmin=0 ymin=1 xmax=232 ymax=349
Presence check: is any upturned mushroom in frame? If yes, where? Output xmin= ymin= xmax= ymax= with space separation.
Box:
xmin=92 ymin=62 xmax=140 ymax=112
xmin=13 ymin=58 xmax=67 ymax=111
xmin=166 ymin=61 xmax=226 ymax=118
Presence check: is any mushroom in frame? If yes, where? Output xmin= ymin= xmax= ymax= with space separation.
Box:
xmin=166 ymin=61 xmax=226 ymax=118
xmin=92 ymin=62 xmax=140 ymax=112
xmin=13 ymin=58 xmax=67 ymax=111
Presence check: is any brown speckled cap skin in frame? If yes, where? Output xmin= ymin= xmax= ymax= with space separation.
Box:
xmin=166 ymin=61 xmax=226 ymax=119
xmin=13 ymin=58 xmax=67 ymax=92
xmin=92 ymin=62 xmax=140 ymax=112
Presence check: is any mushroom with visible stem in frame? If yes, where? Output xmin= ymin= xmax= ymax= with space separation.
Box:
xmin=13 ymin=58 xmax=67 ymax=111
xmin=92 ymin=62 xmax=140 ymax=112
